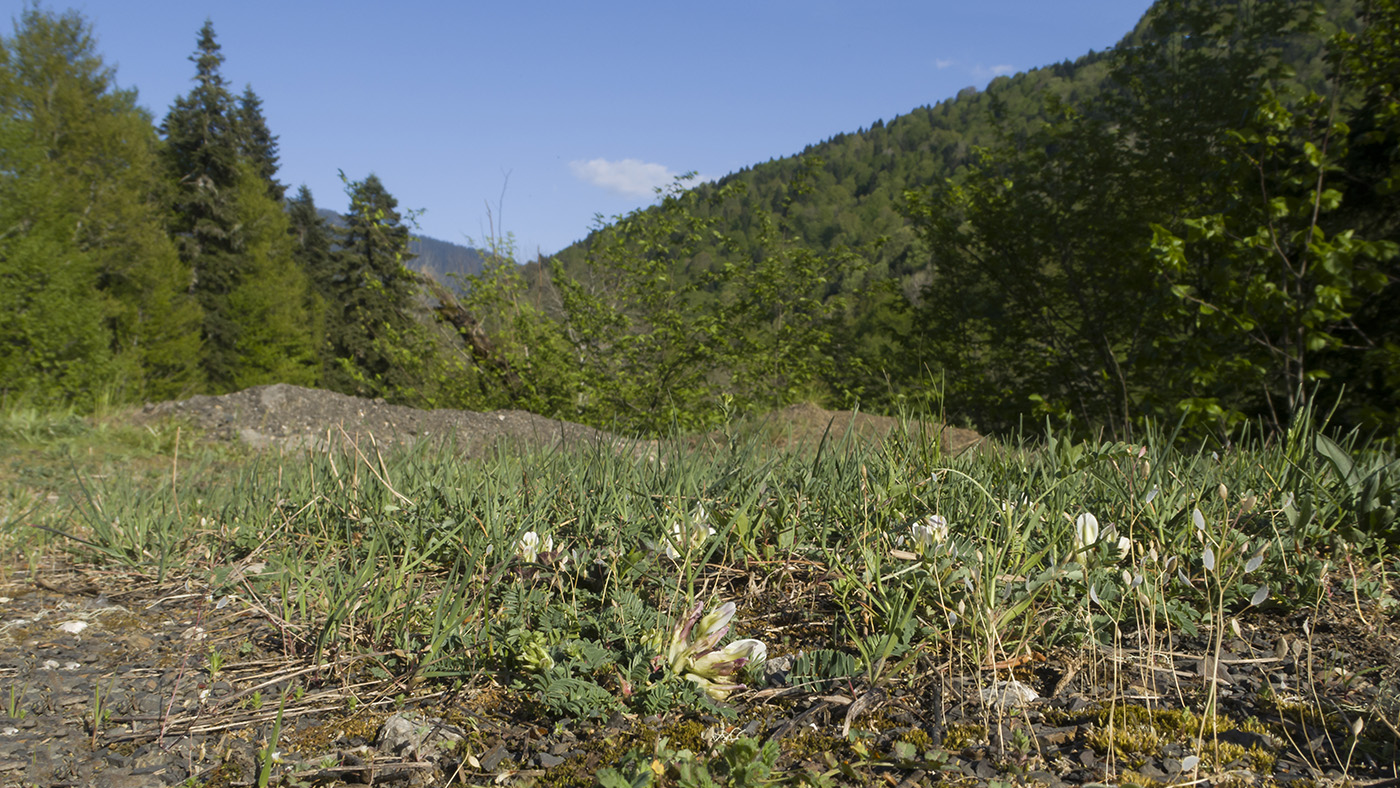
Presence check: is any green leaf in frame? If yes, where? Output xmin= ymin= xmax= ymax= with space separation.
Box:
xmin=1303 ymin=141 xmax=1322 ymax=167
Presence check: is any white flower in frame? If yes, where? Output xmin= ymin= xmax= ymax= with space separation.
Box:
xmin=1100 ymin=525 xmax=1133 ymax=562
xmin=1073 ymin=513 xmax=1099 ymax=552
xmin=909 ymin=515 xmax=948 ymax=554
xmin=666 ymin=601 xmax=734 ymax=671
xmin=686 ymin=638 xmax=766 ymax=700
xmin=662 ymin=601 xmax=765 ymax=701
xmin=517 ymin=531 xmax=552 ymax=563
xmin=664 ymin=506 xmax=716 ymax=559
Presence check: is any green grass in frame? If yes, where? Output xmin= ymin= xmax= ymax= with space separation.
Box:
xmin=2 ymin=403 xmax=1397 ymax=785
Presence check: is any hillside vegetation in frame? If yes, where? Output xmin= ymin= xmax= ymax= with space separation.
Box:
xmin=2 ymin=0 xmax=1397 ymax=445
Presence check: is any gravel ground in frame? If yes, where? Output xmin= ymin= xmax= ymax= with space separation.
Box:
xmin=2 ymin=556 xmax=1396 ymax=787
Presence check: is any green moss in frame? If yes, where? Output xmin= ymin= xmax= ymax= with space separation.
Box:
xmin=196 ymin=760 xmax=242 ymax=788
xmin=283 ymin=710 xmax=387 ymax=755
xmin=655 ymin=718 xmax=709 ymax=753
xmin=531 ymin=718 xmax=713 ymax=788
xmin=1056 ymin=702 xmax=1285 ymax=784
xmin=942 ymin=723 xmax=988 ymax=750
xmin=783 ymin=726 xmax=852 ymax=764
xmin=1086 ymin=705 xmax=1194 ymax=762
xmin=1206 ymin=741 xmax=1277 ymax=774
xmin=896 ymin=727 xmax=935 ymax=751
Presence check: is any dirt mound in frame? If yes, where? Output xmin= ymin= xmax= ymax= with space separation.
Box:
xmin=132 ymin=384 xmax=984 ymax=458
xmin=133 ymin=383 xmax=643 ymax=457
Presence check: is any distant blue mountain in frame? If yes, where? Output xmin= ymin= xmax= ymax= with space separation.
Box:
xmin=316 ymin=209 xmax=485 ymax=290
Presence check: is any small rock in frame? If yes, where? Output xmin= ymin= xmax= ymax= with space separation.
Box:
xmin=478 ymin=743 xmax=509 ymax=771
xmin=537 ymin=752 xmax=566 ymax=769
xmin=376 ymin=712 xmax=466 ymax=762
xmin=979 ymin=679 xmax=1039 ymax=709
xmin=1137 ymin=760 xmax=1169 ymax=780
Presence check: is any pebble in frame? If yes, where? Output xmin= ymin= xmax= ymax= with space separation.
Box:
xmin=536 ymin=751 xmax=566 ymax=768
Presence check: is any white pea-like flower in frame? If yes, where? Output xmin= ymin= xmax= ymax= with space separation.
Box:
xmin=1073 ymin=513 xmax=1099 ymax=552
xmin=517 ymin=530 xmax=553 ymax=563
xmin=662 ymin=601 xmax=766 ymax=701
xmin=664 ymin=505 xmax=716 ymax=559
xmin=910 ymin=515 xmax=948 ymax=553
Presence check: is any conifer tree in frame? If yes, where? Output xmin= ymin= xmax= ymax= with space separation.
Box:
xmin=162 ymin=20 xmax=314 ymax=392
xmin=287 ymin=186 xmax=337 ymax=298
xmin=234 ymin=85 xmax=284 ymax=201
xmin=161 ymin=20 xmax=242 ymax=388
xmin=323 ymin=174 xmax=419 ymax=396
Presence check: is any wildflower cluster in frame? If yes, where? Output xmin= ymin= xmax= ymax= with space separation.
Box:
xmin=662 ymin=602 xmax=766 ymax=700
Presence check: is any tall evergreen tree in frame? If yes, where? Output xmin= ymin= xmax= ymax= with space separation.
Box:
xmin=161 ymin=20 xmax=243 ymax=388
xmin=323 ymin=174 xmax=419 ymax=396
xmin=287 ymin=186 xmax=337 ymax=297
xmin=161 ymin=20 xmax=313 ymax=392
xmin=234 ymin=85 xmax=283 ymax=201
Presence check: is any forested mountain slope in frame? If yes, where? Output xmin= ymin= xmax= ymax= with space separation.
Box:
xmin=554 ymin=0 xmax=1357 ymax=296
xmin=517 ymin=0 xmax=1396 ymax=439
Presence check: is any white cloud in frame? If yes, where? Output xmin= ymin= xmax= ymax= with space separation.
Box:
xmin=935 ymin=58 xmax=955 ymax=69
xmin=569 ymin=158 xmax=691 ymax=197
xmin=970 ymin=63 xmax=1018 ymax=81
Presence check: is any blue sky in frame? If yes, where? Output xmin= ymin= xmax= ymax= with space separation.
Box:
xmin=7 ymin=1 xmax=1155 ymax=256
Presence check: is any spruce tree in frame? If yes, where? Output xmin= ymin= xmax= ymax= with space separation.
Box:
xmin=234 ymin=85 xmax=284 ymax=201
xmin=287 ymin=186 xmax=337 ymax=297
xmin=161 ymin=20 xmax=243 ymax=388
xmin=323 ymin=174 xmax=419 ymax=396
xmin=162 ymin=20 xmax=314 ymax=392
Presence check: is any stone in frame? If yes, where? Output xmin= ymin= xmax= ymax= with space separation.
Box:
xmin=979 ymin=679 xmax=1039 ymax=709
